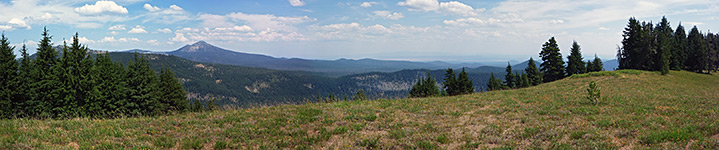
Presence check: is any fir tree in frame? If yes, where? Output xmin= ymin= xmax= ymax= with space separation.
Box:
xmin=654 ymin=17 xmax=672 ymax=75
xmin=158 ymin=66 xmax=189 ymax=112
xmin=566 ymin=41 xmax=586 ymax=76
xmin=30 ymin=27 xmax=59 ymax=118
xmin=587 ymin=55 xmax=604 ymax=72
xmin=586 ymin=60 xmax=594 ymax=72
xmin=457 ymin=68 xmax=474 ymax=94
xmin=520 ymin=73 xmax=530 ymax=88
xmin=618 ymin=17 xmax=642 ymax=70
xmin=126 ymin=53 xmax=161 ymax=116
xmin=90 ymin=53 xmax=129 ymax=117
xmin=15 ymin=44 xmax=33 ymax=117
xmin=486 ymin=73 xmax=504 ymax=91
xmin=51 ymin=41 xmax=76 ymax=118
xmin=686 ymin=26 xmax=707 ymax=73
xmin=539 ymin=37 xmax=565 ymax=82
xmin=0 ymin=34 xmax=17 ymax=118
xmin=672 ymin=23 xmax=688 ymax=70
xmin=513 ymin=72 xmax=521 ymax=88
xmin=525 ymin=57 xmax=542 ymax=86
xmin=409 ymin=72 xmax=439 ymax=98
xmin=504 ymin=63 xmax=514 ymax=89
xmin=443 ymin=68 xmax=458 ymax=96
xmin=192 ymin=99 xmax=203 ymax=112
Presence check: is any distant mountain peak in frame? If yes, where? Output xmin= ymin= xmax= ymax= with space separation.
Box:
xmin=179 ymin=41 xmax=219 ymax=52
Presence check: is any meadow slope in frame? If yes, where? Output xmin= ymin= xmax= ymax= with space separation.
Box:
xmin=1 ymin=70 xmax=718 ymax=149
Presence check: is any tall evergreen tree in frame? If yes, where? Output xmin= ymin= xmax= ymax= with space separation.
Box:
xmin=15 ymin=44 xmax=33 ymax=117
xmin=0 ymin=34 xmax=17 ymax=118
xmin=520 ymin=73 xmax=530 ymax=88
xmin=443 ymin=68 xmax=458 ymax=96
xmin=504 ymin=63 xmax=514 ymax=89
xmin=566 ymin=41 xmax=586 ymax=76
xmin=539 ymin=37 xmax=565 ymax=82
xmin=52 ymin=41 xmax=76 ymax=118
xmin=705 ymin=33 xmax=718 ymax=72
xmin=525 ymin=57 xmax=542 ymax=86
xmin=30 ymin=27 xmax=59 ymax=118
xmin=585 ymin=60 xmax=594 ymax=72
xmin=686 ymin=26 xmax=707 ymax=73
xmin=513 ymin=72 xmax=521 ymax=88
xmin=90 ymin=53 xmax=129 ymax=117
xmin=126 ymin=53 xmax=161 ymax=116
xmin=618 ymin=17 xmax=642 ymax=70
xmin=672 ymin=23 xmax=688 ymax=70
xmin=457 ymin=68 xmax=474 ymax=94
xmin=158 ymin=66 xmax=189 ymax=112
xmin=654 ymin=16 xmax=673 ymax=75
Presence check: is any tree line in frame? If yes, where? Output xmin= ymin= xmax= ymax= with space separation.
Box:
xmin=618 ymin=16 xmax=719 ymax=74
xmin=487 ymin=38 xmax=604 ymax=91
xmin=0 ymin=28 xmax=191 ymax=119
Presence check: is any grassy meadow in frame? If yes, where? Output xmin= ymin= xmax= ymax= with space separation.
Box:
xmin=1 ymin=70 xmax=718 ymax=149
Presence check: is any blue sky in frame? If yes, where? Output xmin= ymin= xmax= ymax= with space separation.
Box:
xmin=1 ymin=0 xmax=718 ymax=63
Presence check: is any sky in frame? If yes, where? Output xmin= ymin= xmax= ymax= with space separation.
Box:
xmin=0 ymin=0 xmax=718 ymax=63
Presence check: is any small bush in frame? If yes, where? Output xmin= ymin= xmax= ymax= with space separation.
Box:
xmin=586 ymin=81 xmax=600 ymax=105
xmin=436 ymin=134 xmax=448 ymax=144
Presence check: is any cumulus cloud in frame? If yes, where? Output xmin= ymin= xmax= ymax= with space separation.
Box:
xmin=157 ymin=28 xmax=172 ymax=33
xmin=8 ymin=18 xmax=30 ymax=29
xmin=439 ymin=1 xmax=480 ymax=16
xmin=289 ymin=0 xmax=305 ymax=7
xmin=143 ymin=4 xmax=161 ymax=12
xmin=141 ymin=4 xmax=190 ymax=24
xmin=397 ymin=0 xmax=481 ymax=16
xmin=128 ymin=25 xmax=148 ymax=33
xmin=397 ymin=0 xmax=439 ymax=12
xmin=373 ymin=11 xmax=404 ymax=20
xmin=199 ymin=12 xmax=315 ymax=32
xmin=361 ymin=2 xmax=379 ymax=8
xmin=108 ymin=25 xmax=126 ymax=30
xmin=171 ymin=32 xmax=190 ymax=43
xmin=74 ymin=1 xmax=129 ymax=15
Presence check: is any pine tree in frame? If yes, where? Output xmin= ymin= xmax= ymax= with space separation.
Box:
xmin=409 ymin=72 xmax=439 ymax=98
xmin=586 ymin=60 xmax=594 ymax=72
xmin=192 ymin=99 xmax=203 ymax=112
xmin=566 ymin=41 xmax=586 ymax=76
xmin=686 ymin=26 xmax=707 ymax=73
xmin=487 ymin=73 xmax=505 ymax=91
xmin=504 ymin=63 xmax=514 ymax=89
xmin=51 ymin=41 xmax=76 ymax=118
xmin=126 ymin=53 xmax=161 ymax=116
xmin=619 ymin=17 xmax=642 ymax=70
xmin=15 ymin=44 xmax=33 ymax=117
xmin=654 ymin=16 xmax=672 ymax=75
xmin=513 ymin=72 xmax=521 ymax=88
xmin=525 ymin=57 xmax=542 ymax=86
xmin=589 ymin=55 xmax=604 ymax=72
xmin=90 ymin=53 xmax=129 ymax=117
xmin=672 ymin=23 xmax=688 ymax=70
xmin=443 ymin=68 xmax=458 ymax=96
xmin=0 ymin=34 xmax=17 ymax=118
xmin=539 ymin=37 xmax=565 ymax=82
xmin=520 ymin=73 xmax=530 ymax=88
xmin=30 ymin=27 xmax=59 ymax=118
xmin=354 ymin=89 xmax=367 ymax=100
xmin=158 ymin=66 xmax=189 ymax=112
xmin=457 ymin=68 xmax=474 ymax=94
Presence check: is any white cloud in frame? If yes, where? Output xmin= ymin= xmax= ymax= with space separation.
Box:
xmin=100 ymin=36 xmax=140 ymax=42
xmin=214 ymin=25 xmax=253 ymax=32
xmin=373 ymin=11 xmax=404 ymax=20
xmin=74 ymin=1 xmax=129 ymax=15
xmin=157 ymin=28 xmax=172 ymax=33
xmin=597 ymin=27 xmax=609 ymax=30
xmin=0 ymin=25 xmax=12 ymax=31
xmin=147 ymin=39 xmax=160 ymax=45
xmin=141 ymin=4 xmax=190 ymax=24
xmin=108 ymin=25 xmax=126 ymax=30
xmin=397 ymin=0 xmax=439 ymax=12
xmin=8 ymin=18 xmax=30 ymax=29
xmin=109 ymin=31 xmax=119 ymax=35
xmin=397 ymin=0 xmax=481 ymax=16
xmin=289 ymin=0 xmax=306 ymax=7
xmin=128 ymin=25 xmax=148 ymax=33
xmin=361 ymin=2 xmax=379 ymax=8
xmin=143 ymin=4 xmax=161 ymax=12
xmin=199 ymin=12 xmax=315 ymax=32
xmin=439 ymin=1 xmax=480 ymax=16
xmin=171 ymin=32 xmax=190 ymax=43
xmin=551 ymin=19 xmax=565 ymax=24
